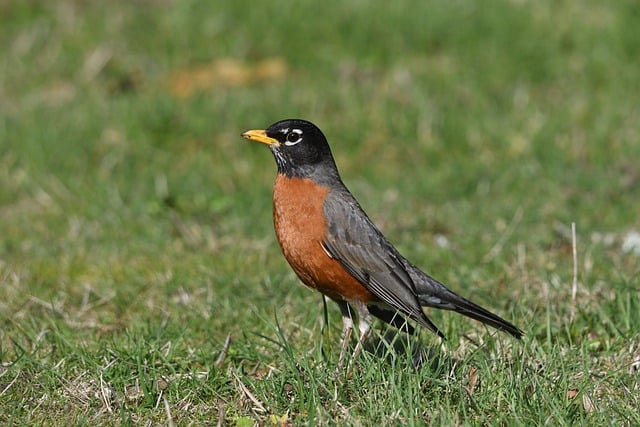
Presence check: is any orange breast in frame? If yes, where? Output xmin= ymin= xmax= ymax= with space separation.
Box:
xmin=272 ymin=175 xmax=376 ymax=304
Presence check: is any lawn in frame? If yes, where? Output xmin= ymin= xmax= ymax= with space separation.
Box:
xmin=1 ymin=0 xmax=639 ymax=425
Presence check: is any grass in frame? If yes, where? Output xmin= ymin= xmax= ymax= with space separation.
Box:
xmin=1 ymin=0 xmax=639 ymax=424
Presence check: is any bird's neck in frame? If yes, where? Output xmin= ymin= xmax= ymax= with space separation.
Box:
xmin=277 ymin=160 xmax=344 ymax=189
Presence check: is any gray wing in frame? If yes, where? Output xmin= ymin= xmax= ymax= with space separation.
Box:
xmin=321 ymin=189 xmax=444 ymax=337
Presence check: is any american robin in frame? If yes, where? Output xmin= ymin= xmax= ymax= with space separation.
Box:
xmin=242 ymin=119 xmax=523 ymax=363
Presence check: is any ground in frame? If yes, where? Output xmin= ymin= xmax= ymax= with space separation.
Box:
xmin=1 ymin=0 xmax=639 ymax=425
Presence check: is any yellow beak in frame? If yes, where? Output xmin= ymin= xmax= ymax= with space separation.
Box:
xmin=241 ymin=129 xmax=280 ymax=146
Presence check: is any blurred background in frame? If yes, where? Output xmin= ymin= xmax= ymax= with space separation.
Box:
xmin=1 ymin=0 xmax=639 ymax=424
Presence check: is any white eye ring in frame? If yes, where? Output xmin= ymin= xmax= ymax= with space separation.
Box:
xmin=284 ymin=129 xmax=303 ymax=146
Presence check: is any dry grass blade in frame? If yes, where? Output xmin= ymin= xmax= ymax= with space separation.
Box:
xmin=215 ymin=333 xmax=232 ymax=368
xmin=232 ymin=369 xmax=267 ymax=414
xmin=164 ymin=396 xmax=175 ymax=427
xmin=483 ymin=207 xmax=523 ymax=262
xmin=0 ymin=371 xmax=20 ymax=397
xmin=571 ymin=222 xmax=578 ymax=319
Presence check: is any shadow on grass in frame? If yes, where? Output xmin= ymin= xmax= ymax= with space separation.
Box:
xmin=363 ymin=328 xmax=456 ymax=373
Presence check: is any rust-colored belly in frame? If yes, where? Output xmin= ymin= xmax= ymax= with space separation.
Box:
xmin=272 ymin=175 xmax=375 ymax=304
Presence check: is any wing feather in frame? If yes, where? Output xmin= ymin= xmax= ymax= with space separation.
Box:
xmin=322 ymin=190 xmax=443 ymax=336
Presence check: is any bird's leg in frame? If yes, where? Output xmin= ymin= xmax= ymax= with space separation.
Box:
xmin=336 ymin=301 xmax=354 ymax=368
xmin=350 ymin=300 xmax=373 ymax=361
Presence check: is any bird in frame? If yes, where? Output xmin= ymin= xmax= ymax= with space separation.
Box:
xmin=241 ymin=119 xmax=523 ymax=364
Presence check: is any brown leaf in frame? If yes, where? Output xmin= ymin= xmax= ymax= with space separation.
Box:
xmin=167 ymin=58 xmax=287 ymax=98
xmin=465 ymin=367 xmax=479 ymax=395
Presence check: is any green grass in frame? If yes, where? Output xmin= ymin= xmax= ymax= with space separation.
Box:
xmin=1 ymin=0 xmax=639 ymax=424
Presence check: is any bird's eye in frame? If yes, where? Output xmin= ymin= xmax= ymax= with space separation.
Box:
xmin=285 ymin=130 xmax=303 ymax=145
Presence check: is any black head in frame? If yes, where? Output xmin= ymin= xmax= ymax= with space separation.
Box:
xmin=242 ymin=119 xmax=339 ymax=181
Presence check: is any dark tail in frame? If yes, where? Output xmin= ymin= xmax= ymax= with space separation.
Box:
xmin=410 ymin=268 xmax=524 ymax=339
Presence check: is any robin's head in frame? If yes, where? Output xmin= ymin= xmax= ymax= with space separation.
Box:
xmin=242 ymin=119 xmax=337 ymax=179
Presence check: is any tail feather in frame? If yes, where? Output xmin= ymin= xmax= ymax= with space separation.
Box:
xmin=444 ymin=293 xmax=523 ymax=338
xmin=411 ymin=268 xmax=524 ymax=339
